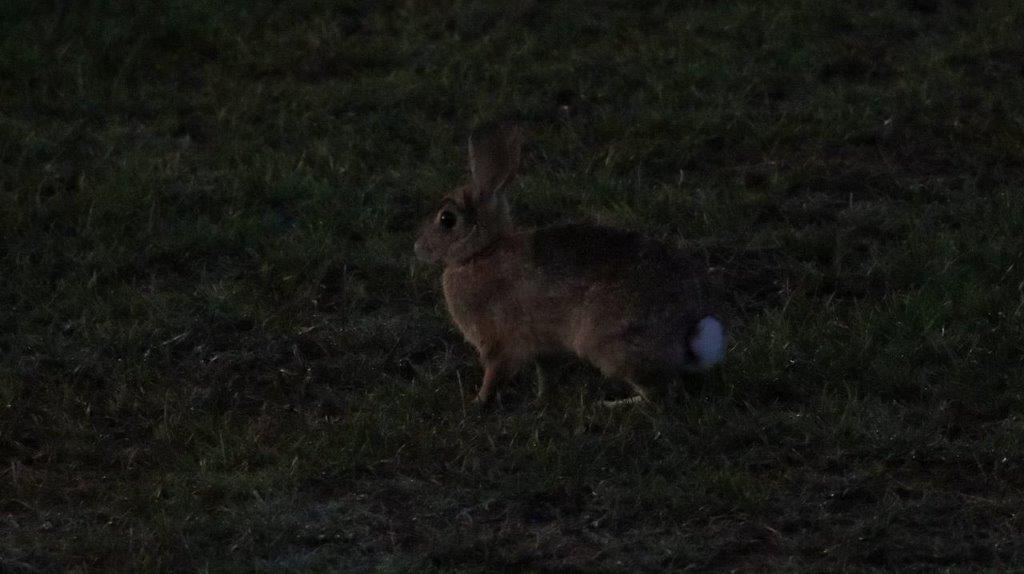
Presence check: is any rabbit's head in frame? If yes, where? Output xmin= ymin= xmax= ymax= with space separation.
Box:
xmin=415 ymin=123 xmax=522 ymax=265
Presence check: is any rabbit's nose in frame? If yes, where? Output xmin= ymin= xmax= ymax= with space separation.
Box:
xmin=413 ymin=238 xmax=432 ymax=263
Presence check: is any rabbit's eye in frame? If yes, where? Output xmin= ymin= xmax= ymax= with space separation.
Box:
xmin=439 ymin=210 xmax=457 ymax=230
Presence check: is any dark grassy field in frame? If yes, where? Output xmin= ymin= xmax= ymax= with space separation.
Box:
xmin=3 ymin=0 xmax=1024 ymax=571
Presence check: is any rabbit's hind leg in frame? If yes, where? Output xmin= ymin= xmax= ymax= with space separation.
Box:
xmin=590 ymin=352 xmax=666 ymax=408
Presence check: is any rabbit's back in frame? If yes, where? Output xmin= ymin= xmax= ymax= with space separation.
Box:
xmin=529 ymin=224 xmax=709 ymax=311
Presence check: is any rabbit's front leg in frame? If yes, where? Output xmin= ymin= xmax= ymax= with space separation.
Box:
xmin=473 ymin=361 xmax=506 ymax=405
xmin=473 ymin=351 xmax=526 ymax=406
xmin=533 ymin=358 xmax=566 ymax=402
xmin=534 ymin=362 xmax=548 ymax=401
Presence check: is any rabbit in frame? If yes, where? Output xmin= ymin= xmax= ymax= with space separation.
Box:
xmin=414 ymin=122 xmax=726 ymax=406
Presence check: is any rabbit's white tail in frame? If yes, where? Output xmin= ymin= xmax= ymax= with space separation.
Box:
xmin=689 ymin=315 xmax=726 ymax=369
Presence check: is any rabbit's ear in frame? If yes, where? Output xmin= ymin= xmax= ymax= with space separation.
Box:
xmin=468 ymin=122 xmax=522 ymax=210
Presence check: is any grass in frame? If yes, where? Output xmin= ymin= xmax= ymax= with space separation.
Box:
xmin=2 ymin=0 xmax=1024 ymax=570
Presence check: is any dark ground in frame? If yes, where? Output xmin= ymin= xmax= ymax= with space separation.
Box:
xmin=2 ymin=1 xmax=1024 ymax=571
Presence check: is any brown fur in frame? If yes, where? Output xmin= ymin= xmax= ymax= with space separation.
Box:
xmin=414 ymin=123 xmax=724 ymax=405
